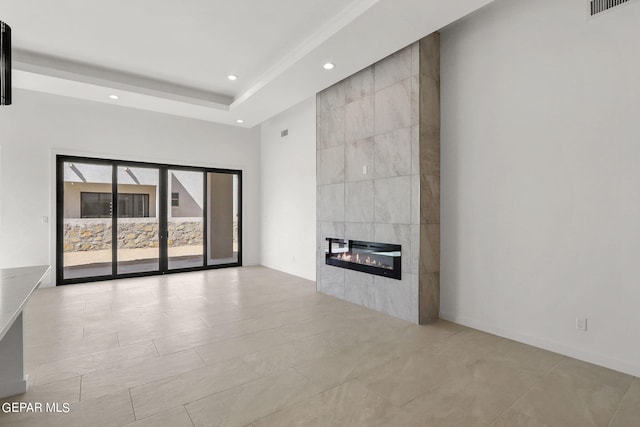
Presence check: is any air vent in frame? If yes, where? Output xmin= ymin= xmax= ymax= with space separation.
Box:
xmin=281 ymin=129 xmax=289 ymax=137
xmin=590 ymin=0 xmax=633 ymax=16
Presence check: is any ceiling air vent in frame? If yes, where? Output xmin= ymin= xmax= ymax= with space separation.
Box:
xmin=590 ymin=0 xmax=633 ymax=16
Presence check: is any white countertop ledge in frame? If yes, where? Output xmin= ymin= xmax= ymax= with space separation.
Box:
xmin=0 ymin=265 xmax=50 ymax=342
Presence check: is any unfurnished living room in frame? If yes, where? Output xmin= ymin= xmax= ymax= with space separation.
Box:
xmin=0 ymin=0 xmax=639 ymax=426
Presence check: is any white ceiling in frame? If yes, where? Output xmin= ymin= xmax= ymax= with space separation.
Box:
xmin=1 ymin=0 xmax=494 ymax=127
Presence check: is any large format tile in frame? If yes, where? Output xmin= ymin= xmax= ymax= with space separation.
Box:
xmin=389 ymin=359 xmax=539 ymax=427
xmin=316 ymin=263 xmax=345 ymax=299
xmin=374 ymin=176 xmax=411 ymax=224
xmin=344 ymin=270 xmax=375 ymax=309
xmin=345 ymin=95 xmax=374 ymax=142
xmin=509 ymin=359 xmax=634 ymax=427
xmin=356 ymin=348 xmax=463 ymax=407
xmin=194 ymin=327 xmax=294 ymax=365
xmin=317 ymin=106 xmax=345 ymax=149
xmin=345 ymin=66 xmax=374 ymax=103
xmin=241 ymin=332 xmax=342 ymax=377
xmin=317 ymin=145 xmax=345 ymax=185
xmin=318 ymin=81 xmax=345 ymax=117
xmin=294 ymin=338 xmax=407 ymax=392
xmin=373 ymin=274 xmax=415 ymax=323
xmin=345 ymin=180 xmax=374 ymax=223
xmin=36 ymin=341 xmax=158 ymax=386
xmin=131 ymin=357 xmax=262 ymax=420
xmin=25 ymin=332 xmax=120 ymax=366
xmin=13 ymin=266 xmax=637 ymax=427
xmin=116 ymin=316 xmax=209 ymax=346
xmin=609 ymin=378 xmax=640 ymax=427
xmin=124 ymin=406 xmax=193 ymax=427
xmin=375 ymin=45 xmax=413 ymax=92
xmin=186 ymin=369 xmax=321 ymax=427
xmin=250 ymin=380 xmax=399 ymax=427
xmin=344 ymin=222 xmax=374 ymax=242
xmin=375 ymin=127 xmax=412 ymax=179
xmin=81 ymin=349 xmax=205 ymax=400
xmin=317 ymin=183 xmax=345 ymax=222
xmin=345 ymin=138 xmax=375 ymax=182
xmin=374 ymin=79 xmax=412 ymax=135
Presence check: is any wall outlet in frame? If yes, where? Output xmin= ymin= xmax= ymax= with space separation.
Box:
xmin=576 ymin=317 xmax=588 ymax=331
xmin=41 ymin=216 xmax=49 ymax=224
xmin=362 ymin=165 xmax=368 ymax=175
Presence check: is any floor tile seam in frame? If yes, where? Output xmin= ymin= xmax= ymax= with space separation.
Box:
xmin=29 ymin=347 xmax=121 ymax=378
xmin=545 ymin=357 xmax=634 ymax=395
xmin=117 ymin=324 xmax=214 ymax=346
xmin=184 ymin=404 xmax=196 ymax=427
xmin=344 ymin=353 xmax=405 ymax=387
xmin=176 ymin=367 xmax=314 ymax=418
xmin=482 ymin=357 xmax=568 ymax=427
xmin=36 ymin=341 xmax=162 ymax=385
xmin=189 ymin=327 xmax=294 ymax=358
xmin=26 ymin=329 xmax=114 ymax=349
xmin=128 ymin=387 xmax=137 ymax=422
xmin=126 ymin=360 xmax=229 ymax=403
xmin=394 ymin=361 xmax=465 ymax=410
xmin=238 ymin=377 xmax=352 ymax=427
xmin=81 ymin=349 xmax=204 ymax=392
xmin=606 ymin=379 xmax=634 ymax=427
xmin=194 ymin=326 xmax=329 ymax=363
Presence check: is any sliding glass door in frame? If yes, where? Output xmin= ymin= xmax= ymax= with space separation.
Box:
xmin=207 ymin=172 xmax=240 ymax=266
xmin=57 ymin=156 xmax=242 ymax=285
xmin=61 ymin=160 xmax=113 ymax=280
xmin=167 ymin=169 xmax=204 ymax=270
xmin=116 ymin=165 xmax=161 ymax=275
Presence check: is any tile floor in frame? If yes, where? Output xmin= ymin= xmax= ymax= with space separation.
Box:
xmin=0 ymin=266 xmax=638 ymax=426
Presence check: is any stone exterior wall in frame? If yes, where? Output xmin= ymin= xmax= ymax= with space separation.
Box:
xmin=316 ymin=34 xmax=440 ymax=324
xmin=63 ymin=218 xmax=203 ymax=252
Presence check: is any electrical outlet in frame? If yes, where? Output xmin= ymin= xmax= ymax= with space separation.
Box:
xmin=576 ymin=317 xmax=588 ymax=332
xmin=362 ymin=165 xmax=368 ymax=175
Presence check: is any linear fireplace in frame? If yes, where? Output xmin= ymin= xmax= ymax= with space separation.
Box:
xmin=325 ymin=238 xmax=401 ymax=280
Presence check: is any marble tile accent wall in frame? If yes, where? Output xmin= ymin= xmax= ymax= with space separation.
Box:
xmin=317 ymin=34 xmax=440 ymax=324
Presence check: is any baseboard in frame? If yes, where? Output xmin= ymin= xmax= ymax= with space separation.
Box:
xmin=440 ymin=311 xmax=640 ymax=378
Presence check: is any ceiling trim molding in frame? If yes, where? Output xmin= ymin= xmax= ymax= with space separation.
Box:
xmin=230 ymin=0 xmax=380 ymax=109
xmin=13 ymin=49 xmax=232 ymax=109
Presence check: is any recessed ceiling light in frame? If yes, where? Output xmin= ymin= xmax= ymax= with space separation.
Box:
xmin=236 ymin=119 xmax=244 ymax=124
xmin=109 ymin=94 xmax=119 ymax=100
xmin=323 ymin=63 xmax=335 ymax=70
xmin=227 ymin=74 xmax=238 ymax=81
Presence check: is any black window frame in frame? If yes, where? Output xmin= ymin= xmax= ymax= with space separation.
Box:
xmin=56 ymin=155 xmax=243 ymax=286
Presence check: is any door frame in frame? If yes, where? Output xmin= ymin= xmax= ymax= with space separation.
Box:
xmin=56 ymin=155 xmax=243 ymax=285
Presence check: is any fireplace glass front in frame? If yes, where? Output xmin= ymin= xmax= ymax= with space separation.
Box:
xmin=325 ymin=238 xmax=401 ymax=280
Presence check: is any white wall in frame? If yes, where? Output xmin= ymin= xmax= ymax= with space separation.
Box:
xmin=0 ymin=89 xmax=261 ymax=286
xmin=440 ymin=0 xmax=640 ymax=376
xmin=260 ymin=97 xmax=316 ymax=281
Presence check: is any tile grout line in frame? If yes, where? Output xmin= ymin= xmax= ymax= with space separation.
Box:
xmin=128 ymin=387 xmax=136 ymax=421
xmin=184 ymin=404 xmax=196 ymax=427
xmin=606 ymin=378 xmax=634 ymax=427
xmin=484 ymin=355 xmax=568 ymax=427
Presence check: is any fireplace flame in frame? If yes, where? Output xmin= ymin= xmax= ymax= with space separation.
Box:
xmin=333 ymin=252 xmax=392 ymax=270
